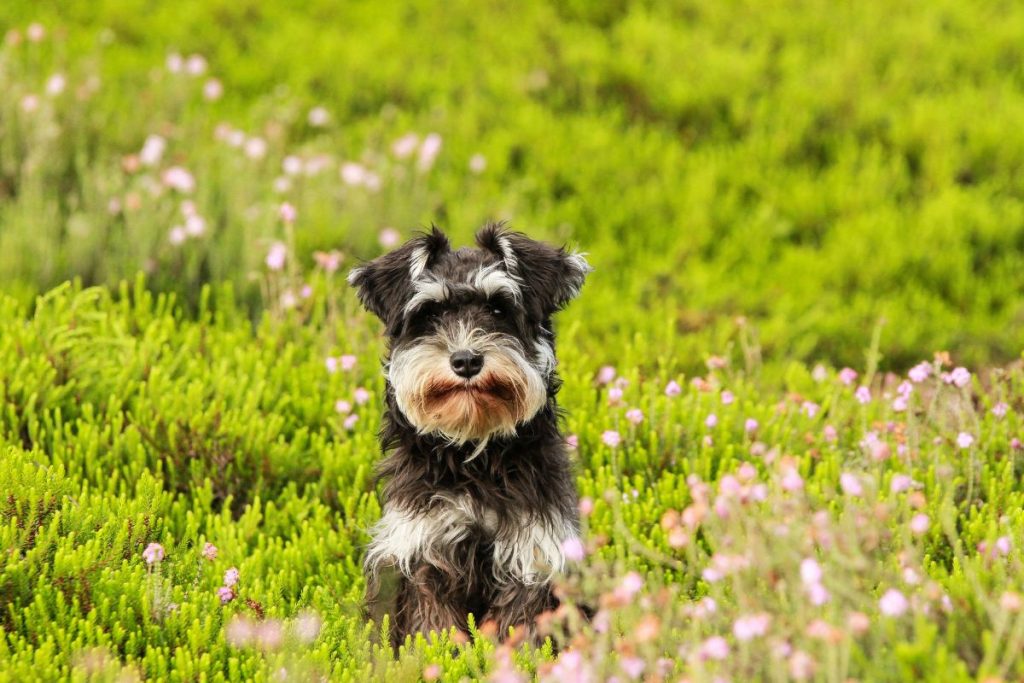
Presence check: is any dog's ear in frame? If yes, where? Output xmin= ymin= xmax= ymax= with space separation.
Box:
xmin=476 ymin=223 xmax=591 ymax=319
xmin=348 ymin=227 xmax=451 ymax=331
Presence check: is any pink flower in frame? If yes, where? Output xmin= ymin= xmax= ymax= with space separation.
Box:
xmin=801 ymin=401 xmax=820 ymax=418
xmin=910 ymin=513 xmax=930 ymax=535
xmin=807 ymin=582 xmax=830 ymax=605
xmin=607 ymin=387 xmax=623 ymax=405
xmin=705 ymin=413 xmax=718 ymax=429
xmin=354 ymin=387 xmax=371 ymax=405
xmin=992 ymin=402 xmax=1009 ymax=418
xmin=578 ymin=496 xmax=593 ymax=516
xmin=897 ymin=381 xmax=913 ymax=397
xmin=855 ymin=386 xmax=871 ymax=404
xmin=892 ymin=395 xmax=908 ymax=412
xmin=721 ymin=390 xmax=735 ymax=405
xmin=244 ymin=137 xmax=267 ymax=160
xmin=45 ymin=73 xmax=66 ymax=96
xmin=308 ymin=106 xmax=330 ymax=127
xmin=823 ymin=424 xmax=838 ymax=442
xmin=223 ymin=567 xmax=240 ymax=587
xmin=294 ymin=611 xmax=322 ymax=643
xmin=890 ymin=474 xmax=913 ymax=493
xmin=597 ymin=365 xmax=616 ymax=385
xmin=601 ymin=430 xmax=621 ymax=448
xmin=800 ymin=558 xmax=823 ymax=586
xmin=615 ymin=572 xmax=644 ymax=601
xmin=378 ymin=228 xmax=401 ymax=248
xmin=733 ymin=613 xmax=771 ymax=641
xmin=340 ymin=162 xmax=367 ymax=186
xmin=1000 ymin=592 xmax=1023 ymax=612
xmin=879 ymin=589 xmax=908 ymax=616
xmin=340 ymin=355 xmax=357 ymax=371
xmin=838 ymin=367 xmax=858 ymax=386
xmin=561 ymin=537 xmax=585 ymax=562
xmin=314 ymin=250 xmax=343 ymax=273
xmin=27 ymin=23 xmax=46 ymax=42
xmin=700 ymin=636 xmax=729 ymax=661
xmin=343 ymin=414 xmax=359 ymax=430
xmin=908 ymin=362 xmax=931 ymax=383
xmin=391 ymin=133 xmax=419 ymax=159
xmin=265 ymin=242 xmax=287 ymax=271
xmin=956 ymin=432 xmax=974 ymax=449
xmin=185 ymin=214 xmax=206 ymax=237
xmin=625 ymin=408 xmax=644 ymax=425
xmin=142 ymin=542 xmax=165 ymax=565
xmin=169 ymin=227 xmax=187 ymax=246
xmin=162 ymin=166 xmax=195 ymax=193
xmin=566 ymin=435 xmax=579 ymax=451
xmin=469 ymin=153 xmax=487 ymax=174
xmin=334 ymin=400 xmax=352 ymax=415
xmin=781 ymin=467 xmax=804 ymax=492
xmin=278 ymin=202 xmax=297 ymax=224
xmin=185 ymin=54 xmax=207 ymax=76
xmin=202 ymin=543 xmax=218 ymax=561
xmin=203 ymin=78 xmax=223 ymax=100
xmin=948 ymin=367 xmax=971 ymax=388
xmin=744 ymin=418 xmax=759 ymax=434
xmin=218 ymin=586 xmax=235 ymax=604
xmin=166 ymin=52 xmax=183 ymax=73
xmin=417 ymin=133 xmax=442 ymax=172
xmin=619 ymin=656 xmax=645 ymax=680
xmin=1013 ymin=438 xmax=1022 ymax=450
xmin=140 ymin=135 xmax=166 ymax=166
xmin=664 ymin=380 xmax=682 ymax=397
xmin=840 ymin=472 xmax=863 ymax=496
xmin=225 ymin=616 xmax=255 ymax=646
xmin=847 ymin=611 xmax=871 ymax=635
xmin=789 ymin=651 xmax=816 ymax=680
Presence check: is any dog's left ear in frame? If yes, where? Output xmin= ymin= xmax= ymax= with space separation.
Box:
xmin=476 ymin=223 xmax=592 ymax=319
xmin=348 ymin=227 xmax=451 ymax=332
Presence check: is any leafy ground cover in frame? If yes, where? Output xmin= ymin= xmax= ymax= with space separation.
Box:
xmin=2 ymin=283 xmax=1023 ymax=681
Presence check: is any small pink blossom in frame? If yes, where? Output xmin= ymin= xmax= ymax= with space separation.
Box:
xmin=340 ymin=162 xmax=367 ymax=186
xmin=203 ymin=78 xmax=223 ymax=100
xmin=619 ymin=656 xmax=645 ymax=679
xmin=781 ymin=467 xmax=804 ymax=492
xmin=314 ymin=250 xmax=343 ymax=273
xmin=597 ymin=365 xmax=617 ymax=385
xmin=664 ymin=380 xmax=682 ymax=397
xmin=343 ymin=414 xmax=359 ymax=430
xmin=340 ymin=355 xmax=357 ymax=371
xmin=601 ymin=430 xmax=621 ymax=448
xmin=897 ymin=381 xmax=913 ymax=397
xmin=789 ymin=651 xmax=816 ymax=680
xmin=278 ymin=202 xmax=297 ymax=224
xmin=890 ymin=474 xmax=913 ymax=493
xmin=807 ymin=582 xmax=830 ymax=605
xmin=607 ymin=386 xmax=623 ymax=405
xmin=847 ymin=611 xmax=871 ymax=635
xmin=308 ymin=106 xmax=330 ymax=127
xmin=27 ymin=23 xmax=46 ymax=42
xmin=391 ymin=133 xmax=419 ymax=159
xmin=879 ymin=589 xmax=909 ymax=616
xmin=244 ymin=137 xmax=267 ymax=160
xmin=185 ymin=54 xmax=207 ymax=76
xmin=801 ymin=401 xmax=820 ymax=418
xmin=162 ymin=166 xmax=195 ymax=193
xmin=166 ymin=52 xmax=183 ymax=73
xmin=625 ymin=408 xmax=644 ymax=425
xmin=566 ymin=434 xmax=579 ymax=450
xmin=705 ymin=413 xmax=718 ymax=429
xmin=45 ymin=73 xmax=66 ymax=96
xmin=744 ymin=418 xmax=759 ymax=433
xmin=823 ymin=424 xmax=838 ymax=442
xmin=733 ymin=613 xmax=771 ymax=641
xmin=700 ymin=636 xmax=729 ymax=661
xmin=561 ymin=537 xmax=585 ymax=562
xmin=992 ymin=402 xmax=1009 ymax=418
xmin=908 ymin=362 xmax=931 ymax=383
xmin=378 ymin=228 xmax=401 ymax=248
xmin=800 ymin=558 xmax=823 ymax=585
xmin=218 ymin=586 xmax=235 ymax=604
xmin=910 ymin=513 xmax=930 ymax=535
xmin=948 ymin=367 xmax=971 ymax=388
xmin=1013 ymin=438 xmax=1022 ymax=450
xmin=840 ymin=472 xmax=863 ymax=496
xmin=417 ymin=133 xmax=442 ymax=172
xmin=721 ymin=390 xmax=735 ymax=405
xmin=224 ymin=567 xmax=240 ymax=587
xmin=578 ymin=496 xmax=593 ymax=516
xmin=469 ymin=153 xmax=487 ymax=174
xmin=956 ymin=432 xmax=974 ymax=449
xmin=354 ymin=387 xmax=371 ymax=405
xmin=142 ymin=542 xmax=165 ymax=565
xmin=855 ymin=386 xmax=871 ymax=404
xmin=169 ymin=227 xmax=187 ymax=246
xmin=615 ymin=572 xmax=644 ymax=601
xmin=265 ymin=242 xmax=287 ymax=271
xmin=892 ymin=395 xmax=908 ymax=412
xmin=202 ymin=543 xmax=218 ymax=561
xmin=838 ymin=367 xmax=858 ymax=386
xmin=334 ymin=400 xmax=352 ymax=415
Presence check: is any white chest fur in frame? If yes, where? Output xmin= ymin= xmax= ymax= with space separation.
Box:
xmin=365 ymin=495 xmax=577 ymax=585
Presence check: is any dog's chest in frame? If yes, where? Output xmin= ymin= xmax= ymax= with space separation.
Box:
xmin=366 ymin=495 xmax=573 ymax=584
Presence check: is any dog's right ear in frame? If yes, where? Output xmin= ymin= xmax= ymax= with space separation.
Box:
xmin=348 ymin=227 xmax=451 ymax=332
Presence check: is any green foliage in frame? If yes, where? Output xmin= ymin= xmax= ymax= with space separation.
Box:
xmin=1 ymin=0 xmax=1024 ymax=373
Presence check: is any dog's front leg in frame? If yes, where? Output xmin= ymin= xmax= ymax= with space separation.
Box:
xmin=485 ymin=580 xmax=557 ymax=641
xmin=393 ymin=562 xmax=470 ymax=643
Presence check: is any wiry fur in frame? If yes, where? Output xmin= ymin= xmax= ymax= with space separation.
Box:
xmin=350 ymin=223 xmax=591 ymax=645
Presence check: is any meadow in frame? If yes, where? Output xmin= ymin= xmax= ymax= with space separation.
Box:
xmin=2 ymin=1 xmax=1024 ymax=681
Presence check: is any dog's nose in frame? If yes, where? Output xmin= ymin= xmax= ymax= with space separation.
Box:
xmin=450 ymin=350 xmax=484 ymax=379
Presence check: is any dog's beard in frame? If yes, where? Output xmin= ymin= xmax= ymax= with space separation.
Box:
xmin=388 ymin=324 xmax=548 ymax=448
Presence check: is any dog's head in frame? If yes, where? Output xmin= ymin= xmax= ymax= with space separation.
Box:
xmin=349 ymin=223 xmax=591 ymax=445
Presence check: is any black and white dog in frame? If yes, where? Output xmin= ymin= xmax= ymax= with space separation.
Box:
xmin=348 ymin=224 xmax=590 ymax=645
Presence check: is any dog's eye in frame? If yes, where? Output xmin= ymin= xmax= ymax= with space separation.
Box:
xmin=491 ymin=305 xmax=505 ymax=318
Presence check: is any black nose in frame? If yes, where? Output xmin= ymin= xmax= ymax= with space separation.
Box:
xmin=450 ymin=350 xmax=484 ymax=379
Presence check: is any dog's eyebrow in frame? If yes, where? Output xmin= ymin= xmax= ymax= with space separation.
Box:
xmin=471 ymin=264 xmax=522 ymax=304
xmin=403 ymin=276 xmax=450 ymax=316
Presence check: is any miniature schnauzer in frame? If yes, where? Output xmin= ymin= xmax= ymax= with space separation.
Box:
xmin=349 ymin=223 xmax=590 ymax=645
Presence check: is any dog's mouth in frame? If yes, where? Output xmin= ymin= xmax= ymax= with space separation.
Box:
xmin=424 ymin=378 xmax=516 ymax=403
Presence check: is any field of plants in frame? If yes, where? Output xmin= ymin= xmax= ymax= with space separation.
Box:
xmin=2 ymin=1 xmax=1024 ymax=680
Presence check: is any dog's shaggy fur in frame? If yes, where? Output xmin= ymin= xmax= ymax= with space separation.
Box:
xmin=349 ymin=224 xmax=590 ymax=645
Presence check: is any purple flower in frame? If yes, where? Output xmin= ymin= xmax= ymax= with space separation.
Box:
xmin=879 ymin=589 xmax=908 ymax=617
xmin=343 ymin=414 xmax=359 ymax=430
xmin=840 ymin=472 xmax=862 ymax=496
xmin=956 ymin=432 xmax=974 ymax=449
xmin=334 ymin=400 xmax=352 ymax=415
xmin=625 ymin=408 xmax=644 ymax=425
xmin=265 ymin=242 xmax=287 ymax=271
xmin=162 ymin=166 xmax=195 ymax=193
xmin=910 ymin=513 xmax=929 ymax=535
xmin=948 ymin=367 xmax=971 ymax=388
xmin=664 ymin=380 xmax=682 ymax=397
xmin=801 ymin=401 xmax=820 ymax=418
xmin=223 ymin=567 xmax=240 ymax=587
xmin=908 ymin=362 xmax=931 ymax=383
xmin=218 ymin=586 xmax=235 ymax=604
xmin=721 ymin=390 xmax=735 ymax=405
xmin=744 ymin=418 xmax=759 ymax=434
xmin=142 ymin=542 xmax=165 ymax=565
xmin=607 ymin=386 xmax=623 ymax=405
xmin=992 ymin=402 xmax=1009 ymax=418
xmin=800 ymin=558 xmax=823 ymax=586
xmin=202 ymin=543 xmax=218 ymax=561
xmin=278 ymin=202 xmax=297 ymax=224
xmin=733 ymin=613 xmax=771 ymax=641
xmin=1012 ymin=438 xmax=1022 ymax=450
xmin=561 ymin=537 xmax=586 ymax=562
xmin=700 ymin=636 xmax=729 ymax=661
xmin=838 ymin=368 xmax=858 ymax=386
xmin=855 ymin=386 xmax=871 ymax=404
xmin=705 ymin=413 xmax=718 ymax=429
xmin=890 ymin=474 xmax=913 ymax=493
xmin=597 ymin=365 xmax=616 ymax=385
xmin=353 ymin=387 xmax=370 ymax=405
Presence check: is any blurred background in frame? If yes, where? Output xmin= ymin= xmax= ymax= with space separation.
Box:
xmin=2 ymin=0 xmax=1023 ymax=377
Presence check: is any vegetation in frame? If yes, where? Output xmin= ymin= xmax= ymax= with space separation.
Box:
xmin=1 ymin=1 xmax=1024 ymax=680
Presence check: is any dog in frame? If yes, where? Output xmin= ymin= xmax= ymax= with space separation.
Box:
xmin=348 ymin=223 xmax=591 ymax=646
